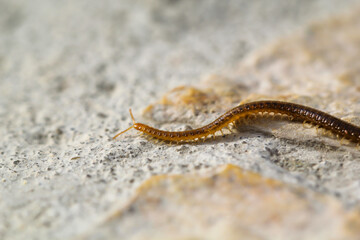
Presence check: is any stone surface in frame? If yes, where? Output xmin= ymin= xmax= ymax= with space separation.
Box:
xmin=1 ymin=1 xmax=360 ymax=240
xmin=83 ymin=164 xmax=360 ymax=240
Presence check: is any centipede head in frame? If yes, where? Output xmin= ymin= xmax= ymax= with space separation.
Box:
xmin=112 ymin=109 xmax=137 ymax=139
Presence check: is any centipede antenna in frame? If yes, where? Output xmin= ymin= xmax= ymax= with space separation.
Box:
xmin=112 ymin=125 xmax=134 ymax=139
xmin=112 ymin=109 xmax=137 ymax=140
xmin=129 ymin=108 xmax=136 ymax=124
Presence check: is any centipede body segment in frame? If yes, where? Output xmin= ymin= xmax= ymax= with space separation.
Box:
xmin=113 ymin=101 xmax=360 ymax=144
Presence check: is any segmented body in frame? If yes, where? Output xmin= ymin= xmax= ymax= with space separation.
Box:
xmin=113 ymin=101 xmax=360 ymax=144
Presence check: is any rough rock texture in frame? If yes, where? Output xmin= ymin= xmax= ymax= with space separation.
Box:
xmin=83 ymin=164 xmax=360 ymax=240
xmin=1 ymin=1 xmax=360 ymax=240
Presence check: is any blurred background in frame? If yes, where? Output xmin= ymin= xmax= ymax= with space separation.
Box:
xmin=1 ymin=1 xmax=360 ymax=239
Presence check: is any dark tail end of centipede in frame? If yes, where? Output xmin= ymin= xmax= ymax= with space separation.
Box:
xmin=112 ymin=109 xmax=136 ymax=140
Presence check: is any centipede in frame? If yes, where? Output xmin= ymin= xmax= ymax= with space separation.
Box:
xmin=113 ymin=101 xmax=360 ymax=144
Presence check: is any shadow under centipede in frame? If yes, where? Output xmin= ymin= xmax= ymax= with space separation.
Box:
xmin=236 ymin=117 xmax=360 ymax=150
xmin=231 ymin=126 xmax=340 ymax=151
xmin=278 ymin=135 xmax=343 ymax=152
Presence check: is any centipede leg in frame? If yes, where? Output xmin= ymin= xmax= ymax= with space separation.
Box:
xmin=335 ymin=134 xmax=344 ymax=145
xmin=303 ymin=120 xmax=312 ymax=129
xmin=303 ymin=120 xmax=307 ymax=128
xmin=325 ymin=129 xmax=334 ymax=137
xmin=234 ymin=120 xmax=242 ymax=128
xmin=315 ymin=125 xmax=319 ymax=134
xmin=224 ymin=126 xmax=233 ymax=133
xmin=270 ymin=112 xmax=275 ymax=119
xmin=142 ymin=134 xmax=151 ymax=140
xmin=232 ymin=122 xmax=240 ymax=132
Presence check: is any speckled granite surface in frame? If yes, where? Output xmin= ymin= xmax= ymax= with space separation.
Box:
xmin=1 ymin=1 xmax=360 ymax=239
